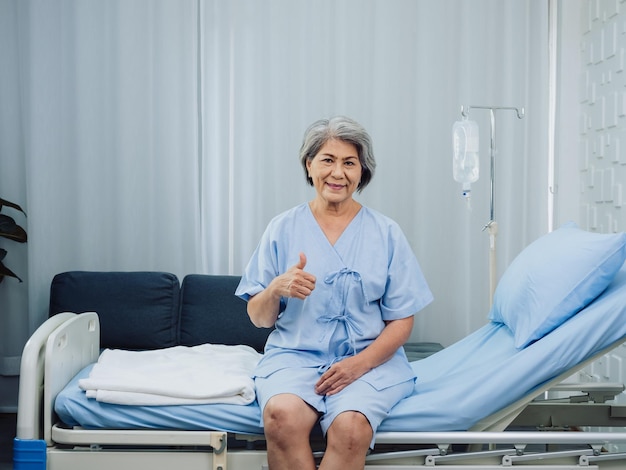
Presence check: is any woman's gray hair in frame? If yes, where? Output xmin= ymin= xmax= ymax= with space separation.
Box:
xmin=299 ymin=116 xmax=376 ymax=192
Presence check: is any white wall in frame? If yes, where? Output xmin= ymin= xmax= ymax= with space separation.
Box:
xmin=0 ymin=0 xmax=29 ymax=413
xmin=578 ymin=0 xmax=626 ymax=232
xmin=553 ymin=0 xmax=582 ymax=225
xmin=556 ymin=0 xmax=626 ymax=232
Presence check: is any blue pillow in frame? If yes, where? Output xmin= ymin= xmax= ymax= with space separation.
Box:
xmin=488 ymin=222 xmax=626 ymax=348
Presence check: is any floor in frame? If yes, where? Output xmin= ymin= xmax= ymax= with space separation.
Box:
xmin=0 ymin=413 xmax=16 ymax=469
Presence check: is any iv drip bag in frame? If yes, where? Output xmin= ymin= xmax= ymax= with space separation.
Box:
xmin=452 ymin=119 xmax=479 ymax=200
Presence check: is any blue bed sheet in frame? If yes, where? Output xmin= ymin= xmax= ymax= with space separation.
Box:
xmin=55 ymin=267 xmax=626 ymax=434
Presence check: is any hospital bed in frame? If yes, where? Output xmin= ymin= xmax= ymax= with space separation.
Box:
xmin=14 ymin=224 xmax=626 ymax=469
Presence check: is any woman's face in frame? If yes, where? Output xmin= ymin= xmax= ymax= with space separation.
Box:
xmin=306 ymin=139 xmax=362 ymax=206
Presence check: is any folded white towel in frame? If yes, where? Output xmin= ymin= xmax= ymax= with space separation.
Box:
xmin=78 ymin=344 xmax=261 ymax=406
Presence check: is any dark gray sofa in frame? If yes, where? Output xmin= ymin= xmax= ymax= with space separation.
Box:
xmin=48 ymin=271 xmax=273 ymax=352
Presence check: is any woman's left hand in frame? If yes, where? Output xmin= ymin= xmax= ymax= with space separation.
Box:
xmin=314 ymin=317 xmax=414 ymax=396
xmin=314 ymin=356 xmax=367 ymax=396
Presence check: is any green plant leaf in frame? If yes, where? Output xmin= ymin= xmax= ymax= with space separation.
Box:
xmin=0 ymin=214 xmax=27 ymax=243
xmin=0 ymin=198 xmax=27 ymax=282
xmin=0 ymin=249 xmax=22 ymax=282
xmin=0 ymin=198 xmax=26 ymax=217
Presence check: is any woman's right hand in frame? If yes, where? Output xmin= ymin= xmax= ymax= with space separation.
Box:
xmin=247 ymin=252 xmax=316 ymax=327
xmin=276 ymin=252 xmax=316 ymax=300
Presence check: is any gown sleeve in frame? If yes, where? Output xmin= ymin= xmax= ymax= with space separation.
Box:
xmin=379 ymin=222 xmax=433 ymax=321
xmin=235 ymin=216 xmax=288 ymax=313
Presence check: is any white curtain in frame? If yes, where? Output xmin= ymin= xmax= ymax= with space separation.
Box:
xmin=0 ymin=0 xmax=549 ymax=407
xmin=18 ymin=0 xmax=202 ymax=321
xmin=202 ymin=0 xmax=549 ymax=343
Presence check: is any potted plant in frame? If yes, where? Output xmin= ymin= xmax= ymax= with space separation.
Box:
xmin=0 ymin=197 xmax=27 ymax=282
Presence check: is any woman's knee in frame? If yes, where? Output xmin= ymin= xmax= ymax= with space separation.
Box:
xmin=327 ymin=411 xmax=373 ymax=451
xmin=263 ymin=394 xmax=317 ymax=441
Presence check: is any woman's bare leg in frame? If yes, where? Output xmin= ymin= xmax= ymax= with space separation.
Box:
xmin=263 ymin=393 xmax=319 ymax=470
xmin=319 ymin=411 xmax=373 ymax=470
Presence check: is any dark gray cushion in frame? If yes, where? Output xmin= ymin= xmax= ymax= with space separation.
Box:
xmin=179 ymin=274 xmax=272 ymax=352
xmin=49 ymin=271 xmax=180 ymax=349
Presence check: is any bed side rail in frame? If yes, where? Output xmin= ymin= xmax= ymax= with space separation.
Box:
xmin=44 ymin=311 xmax=100 ymax=445
xmin=16 ymin=312 xmax=76 ymax=440
xmin=375 ymin=430 xmax=626 ymax=446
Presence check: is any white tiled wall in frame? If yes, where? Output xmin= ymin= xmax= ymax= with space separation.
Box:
xmin=580 ymin=0 xmax=626 ymax=232
xmin=576 ymin=0 xmax=626 ymax=448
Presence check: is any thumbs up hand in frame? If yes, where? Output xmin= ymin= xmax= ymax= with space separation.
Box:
xmin=281 ymin=252 xmax=316 ymax=300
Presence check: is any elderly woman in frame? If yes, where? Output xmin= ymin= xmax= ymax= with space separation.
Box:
xmin=236 ymin=116 xmax=433 ymax=470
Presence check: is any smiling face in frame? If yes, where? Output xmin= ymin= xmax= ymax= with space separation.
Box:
xmin=306 ymin=139 xmax=362 ymax=208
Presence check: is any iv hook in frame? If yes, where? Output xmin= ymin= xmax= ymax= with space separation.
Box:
xmin=461 ymin=105 xmax=525 ymax=120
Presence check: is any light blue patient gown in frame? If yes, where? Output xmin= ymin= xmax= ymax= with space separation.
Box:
xmin=236 ymin=203 xmax=433 ymax=393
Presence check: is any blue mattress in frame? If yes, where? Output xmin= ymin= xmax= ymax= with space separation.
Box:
xmin=55 ymin=267 xmax=626 ymax=434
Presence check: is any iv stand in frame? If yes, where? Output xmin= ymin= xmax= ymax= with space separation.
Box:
xmin=460 ymin=105 xmax=525 ymax=306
